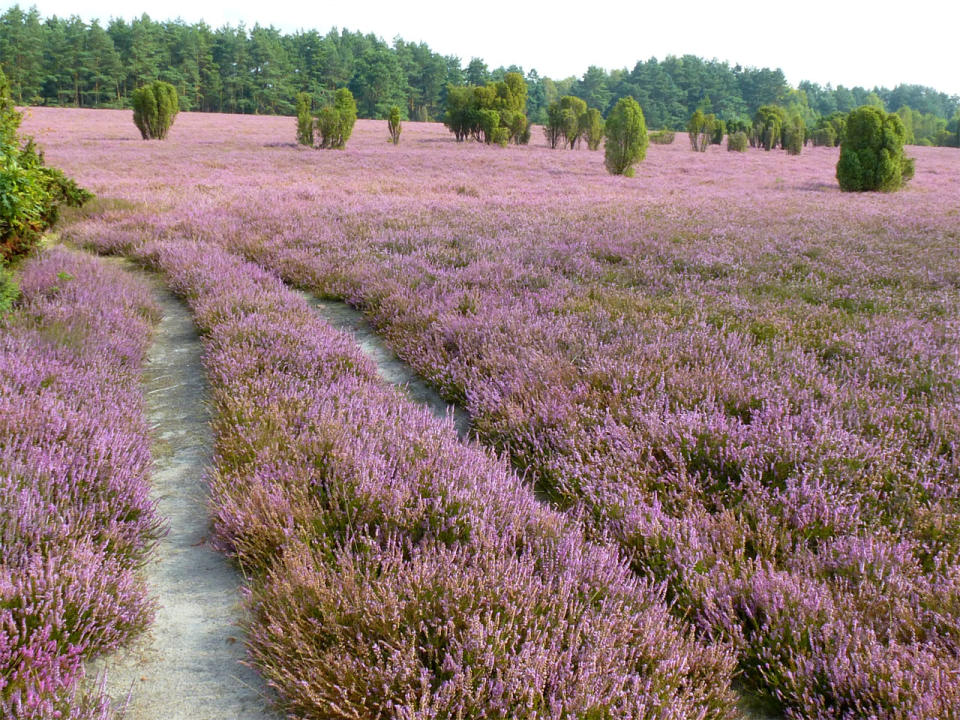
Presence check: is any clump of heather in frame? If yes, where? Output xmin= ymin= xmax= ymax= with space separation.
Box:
xmin=0 ymin=247 xmax=161 ymax=717
xmin=131 ymin=239 xmax=738 ymax=719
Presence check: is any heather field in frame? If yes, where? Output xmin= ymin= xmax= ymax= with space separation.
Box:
xmin=0 ymin=247 xmax=161 ymax=717
xmin=19 ymin=107 xmax=960 ymax=718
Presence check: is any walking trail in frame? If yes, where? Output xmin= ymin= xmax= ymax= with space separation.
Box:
xmin=92 ymin=269 xmax=277 ymax=719
xmin=303 ymin=294 xmax=471 ymax=438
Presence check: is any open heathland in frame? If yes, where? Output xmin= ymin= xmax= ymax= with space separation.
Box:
xmin=21 ymin=107 xmax=960 ymax=718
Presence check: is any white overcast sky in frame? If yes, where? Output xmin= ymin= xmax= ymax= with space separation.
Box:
xmin=14 ymin=0 xmax=960 ymax=96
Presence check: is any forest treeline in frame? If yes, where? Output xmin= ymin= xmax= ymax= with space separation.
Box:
xmin=1 ymin=5 xmax=958 ymax=140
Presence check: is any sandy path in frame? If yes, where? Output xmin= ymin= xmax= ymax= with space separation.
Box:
xmin=303 ymin=294 xmax=471 ymax=438
xmin=93 ymin=271 xmax=278 ymax=719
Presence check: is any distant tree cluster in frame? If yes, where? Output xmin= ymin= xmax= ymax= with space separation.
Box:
xmin=442 ymin=73 xmax=529 ymax=146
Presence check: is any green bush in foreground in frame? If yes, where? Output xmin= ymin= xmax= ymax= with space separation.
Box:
xmin=604 ymin=96 xmax=648 ymax=176
xmin=131 ymin=80 xmax=179 ymax=140
xmin=837 ymin=106 xmax=914 ymax=192
xmin=1 ymin=68 xmax=91 ymax=264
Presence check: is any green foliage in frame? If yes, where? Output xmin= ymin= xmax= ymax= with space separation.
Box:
xmin=783 ymin=114 xmax=804 ymax=155
xmin=490 ymin=127 xmax=510 ymax=147
xmin=316 ymin=107 xmax=339 ymax=149
xmin=726 ymin=117 xmax=751 ymax=135
xmin=649 ymin=130 xmax=675 ymax=145
xmin=3 ymin=8 xmax=958 ymax=135
xmin=387 ymin=106 xmax=402 ymax=145
xmin=604 ymin=96 xmax=648 ymax=176
xmin=687 ymin=110 xmax=715 ymax=152
xmin=811 ymin=126 xmax=837 ymax=147
xmin=753 ymin=105 xmax=786 ymax=151
xmin=727 ymin=131 xmax=749 ymax=152
xmin=296 ymin=92 xmax=314 ymax=146
xmin=334 ymin=88 xmax=358 ymax=146
xmin=131 ymin=80 xmax=179 ymax=140
xmin=710 ymin=118 xmax=726 ymax=145
xmin=559 ymin=96 xmax=587 ymax=149
xmin=0 ymin=263 xmax=17 ymax=315
xmin=476 ymin=109 xmax=500 ymax=144
xmin=443 ymin=73 xmax=528 ymax=145
xmin=582 ymin=108 xmax=605 ymax=150
xmin=316 ymin=88 xmax=358 ymax=149
xmin=836 ymin=106 xmax=914 ymax=192
xmin=0 ymin=68 xmax=92 ymax=264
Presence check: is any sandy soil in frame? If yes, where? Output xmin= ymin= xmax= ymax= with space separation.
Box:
xmin=90 ymin=268 xmax=279 ymax=720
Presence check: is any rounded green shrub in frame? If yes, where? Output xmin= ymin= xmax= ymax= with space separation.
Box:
xmin=837 ymin=106 xmax=914 ymax=192
xmin=131 ymin=81 xmax=179 ymax=140
xmin=649 ymin=130 xmax=675 ymax=145
xmin=604 ymin=96 xmax=648 ymax=176
xmin=727 ymin=131 xmax=748 ymax=152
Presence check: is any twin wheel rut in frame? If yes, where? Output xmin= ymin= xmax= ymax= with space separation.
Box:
xmin=93 ymin=272 xmax=470 ymax=718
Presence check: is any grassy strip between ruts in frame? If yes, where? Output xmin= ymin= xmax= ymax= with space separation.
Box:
xmin=0 ymin=246 xmax=162 ymax=719
xmin=126 ymin=238 xmax=739 ymax=720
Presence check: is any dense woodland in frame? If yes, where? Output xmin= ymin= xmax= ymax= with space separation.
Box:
xmin=1 ymin=5 xmax=958 ymax=142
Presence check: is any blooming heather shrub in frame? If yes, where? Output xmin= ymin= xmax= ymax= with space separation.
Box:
xmin=131 ymin=81 xmax=178 ymax=140
xmin=727 ymin=131 xmax=748 ymax=151
xmin=0 ymin=247 xmax=161 ymax=718
xmin=128 ymin=240 xmax=738 ymax=719
xmin=837 ymin=106 xmax=914 ymax=191
xmin=604 ymin=97 xmax=648 ymax=176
